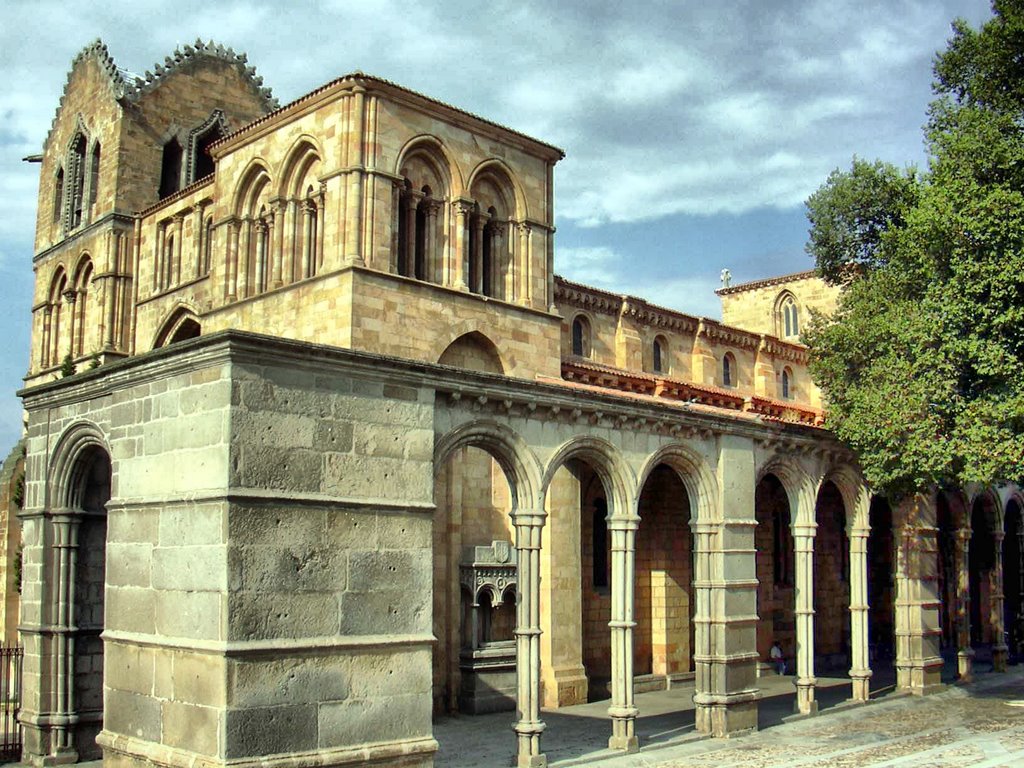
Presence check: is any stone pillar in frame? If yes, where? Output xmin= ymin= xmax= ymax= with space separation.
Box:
xmin=154 ymin=223 xmax=166 ymax=293
xmin=472 ymin=215 xmax=486 ymax=294
xmin=955 ymin=528 xmax=974 ymax=680
xmin=425 ymin=200 xmax=440 ymax=283
xmin=694 ymin=434 xmax=759 ymax=737
xmin=794 ymin=520 xmax=818 ymax=714
xmin=992 ymin=530 xmax=1008 ymax=671
xmin=193 ymin=204 xmax=205 ymax=279
xmin=271 ymin=201 xmax=286 ymax=288
xmin=894 ymin=493 xmax=943 ymax=694
xmin=173 ymin=213 xmax=185 ymax=286
xmin=254 ymin=220 xmax=268 ymax=294
xmin=513 ymin=508 xmax=547 ymax=768
xmin=848 ymin=528 xmax=872 ymax=701
xmin=403 ymin=192 xmax=419 ymax=278
xmin=607 ymin=514 xmax=639 ymax=753
xmin=238 ymin=220 xmax=252 ymax=298
xmin=226 ymin=219 xmax=239 ymax=301
xmin=302 ymin=201 xmax=316 ymax=280
xmin=517 ymin=222 xmax=531 ymax=306
xmin=452 ymin=201 xmax=470 ymax=291
xmin=345 ymin=86 xmax=366 ymax=267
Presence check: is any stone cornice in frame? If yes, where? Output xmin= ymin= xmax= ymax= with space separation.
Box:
xmin=715 ymin=269 xmax=817 ymax=296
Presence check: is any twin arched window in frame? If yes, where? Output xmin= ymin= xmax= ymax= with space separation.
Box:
xmin=779 ymin=293 xmax=799 ymax=339
xmin=53 ymin=131 xmax=100 ymax=233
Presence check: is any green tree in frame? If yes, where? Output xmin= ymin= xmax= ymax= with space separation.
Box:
xmin=60 ymin=353 xmax=76 ymax=378
xmin=805 ymin=1 xmax=1024 ymax=500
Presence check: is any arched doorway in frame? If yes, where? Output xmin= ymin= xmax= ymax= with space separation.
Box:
xmin=754 ymin=474 xmax=795 ymax=673
xmin=867 ymin=497 xmax=896 ymax=667
xmin=433 ymin=442 xmax=516 ymax=714
xmin=635 ymin=464 xmax=695 ymax=689
xmin=813 ymin=481 xmax=850 ymax=673
xmin=65 ymin=444 xmax=111 ymax=759
xmin=969 ymin=494 xmax=999 ymax=664
xmin=1005 ymin=499 xmax=1023 ymax=662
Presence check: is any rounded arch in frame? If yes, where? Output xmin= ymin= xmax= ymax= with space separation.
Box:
xmin=153 ymin=304 xmax=203 ymax=348
xmin=467 ymin=158 xmax=527 ymax=220
xmin=542 ymin=436 xmax=634 ymax=521
xmin=47 ymin=421 xmax=111 ymax=511
xmin=970 ymin=486 xmax=1003 ymax=532
xmin=232 ymin=159 xmax=273 ymax=217
xmin=48 ymin=265 xmax=69 ymax=302
xmin=636 ymin=443 xmax=718 ymax=524
xmin=434 ymin=420 xmax=542 ymax=512
xmin=71 ymin=252 xmax=93 ymax=288
xmin=437 ymin=331 xmax=504 ymax=374
xmin=820 ymin=464 xmax=870 ymax=533
xmin=278 ymin=136 xmax=324 ymax=199
xmin=757 ymin=457 xmax=817 ymax=526
xmin=396 ymin=135 xmax=458 ymax=199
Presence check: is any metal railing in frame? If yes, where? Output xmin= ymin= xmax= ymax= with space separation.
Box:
xmin=0 ymin=646 xmax=23 ymax=759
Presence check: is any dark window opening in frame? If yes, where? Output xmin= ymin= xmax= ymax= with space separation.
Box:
xmin=159 ymin=138 xmax=183 ymax=199
xmin=69 ymin=134 xmax=87 ymax=228
xmin=89 ymin=143 xmax=101 ymax=208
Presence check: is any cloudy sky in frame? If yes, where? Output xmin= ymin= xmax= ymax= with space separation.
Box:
xmin=0 ymin=0 xmax=995 ymax=448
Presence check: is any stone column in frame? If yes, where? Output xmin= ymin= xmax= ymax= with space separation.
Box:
xmin=302 ymin=201 xmax=316 ymax=280
xmin=513 ymin=508 xmax=547 ymax=768
xmin=52 ymin=513 xmax=79 ymax=760
xmin=425 ymin=200 xmax=440 ymax=283
xmin=848 ymin=527 xmax=872 ymax=701
xmin=992 ymin=530 xmax=1008 ymax=671
xmin=154 ymin=223 xmax=166 ymax=293
xmin=173 ymin=213 xmax=185 ymax=286
xmin=452 ymin=201 xmax=470 ymax=291
xmin=518 ymin=222 xmax=532 ymax=306
xmin=389 ymin=182 xmax=401 ymax=275
xmin=226 ymin=219 xmax=239 ymax=301
xmin=894 ymin=493 xmax=943 ymax=693
xmin=607 ymin=514 xmax=639 ymax=753
xmin=316 ymin=187 xmax=326 ymax=272
xmin=254 ymin=220 xmax=268 ymax=294
xmin=345 ymin=86 xmax=366 ymax=267
xmin=794 ymin=520 xmax=818 ymax=714
xmin=193 ymin=203 xmax=205 ymax=279
xmin=955 ymin=528 xmax=974 ymax=680
xmin=472 ymin=215 xmax=486 ymax=295
xmin=271 ymin=201 xmax=286 ymax=288
xmin=62 ymin=290 xmax=78 ymax=361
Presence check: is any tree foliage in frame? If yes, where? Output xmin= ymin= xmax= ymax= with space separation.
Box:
xmin=805 ymin=1 xmax=1024 ymax=500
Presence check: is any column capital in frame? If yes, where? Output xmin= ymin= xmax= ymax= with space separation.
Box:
xmin=512 ymin=508 xmax=547 ymax=527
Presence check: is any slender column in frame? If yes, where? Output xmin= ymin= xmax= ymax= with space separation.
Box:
xmin=271 ymin=202 xmax=286 ymax=288
xmin=512 ymin=508 xmax=546 ymax=768
xmin=472 ymin=216 xmax=486 ymax=294
xmin=238 ymin=220 xmax=252 ymax=298
xmin=192 ymin=204 xmax=205 ymax=279
xmin=173 ymin=213 xmax=185 ymax=286
xmin=992 ymin=530 xmax=1008 ymax=671
xmin=301 ymin=202 xmax=315 ymax=279
xmin=955 ymin=528 xmax=974 ymax=680
xmin=103 ymin=232 xmax=119 ymax=349
xmin=452 ymin=201 xmax=470 ymax=291
xmin=63 ymin=290 xmax=78 ymax=362
xmin=254 ymin=221 xmax=268 ymax=294
xmin=692 ymin=522 xmax=713 ymax=730
xmin=226 ymin=220 xmax=240 ymax=301
xmin=894 ymin=493 xmax=943 ymax=693
xmin=403 ymin=192 xmax=420 ymax=278
xmin=51 ymin=514 xmax=80 ymax=759
xmin=389 ymin=182 xmax=401 ymax=274
xmin=425 ymin=200 xmax=440 ymax=284
xmin=848 ymin=528 xmax=872 ymax=701
xmin=316 ymin=187 xmax=326 ymax=272
xmin=344 ymin=86 xmax=366 ymax=266
xmin=607 ymin=515 xmax=639 ymax=752
xmin=517 ymin=222 xmax=532 ymax=305
xmin=794 ymin=520 xmax=817 ymax=714
xmin=154 ymin=223 xmax=165 ymax=293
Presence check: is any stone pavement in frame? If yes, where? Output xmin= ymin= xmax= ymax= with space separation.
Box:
xmin=434 ymin=666 xmax=1024 ymax=767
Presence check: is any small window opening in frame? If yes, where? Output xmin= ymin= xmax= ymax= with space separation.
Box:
xmin=723 ymin=353 xmax=735 ymax=387
xmin=159 ymin=138 xmax=183 ymax=199
xmin=653 ymin=336 xmax=666 ymax=373
xmin=53 ymin=167 xmax=65 ymax=224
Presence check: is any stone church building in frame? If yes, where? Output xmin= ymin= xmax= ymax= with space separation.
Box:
xmin=14 ymin=40 xmax=1024 ymax=768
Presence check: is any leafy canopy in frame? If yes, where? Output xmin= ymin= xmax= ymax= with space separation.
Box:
xmin=804 ymin=0 xmax=1024 ymax=500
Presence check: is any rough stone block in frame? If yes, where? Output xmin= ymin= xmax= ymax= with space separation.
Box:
xmin=105 ymin=689 xmax=162 ymax=743
xmin=317 ymin=693 xmax=430 ymax=748
xmin=161 ymin=700 xmax=220 ymax=755
xmin=229 ymin=656 xmax=350 ymax=708
xmin=228 ymin=591 xmax=340 ymax=640
xmin=224 ymin=704 xmax=318 ymax=758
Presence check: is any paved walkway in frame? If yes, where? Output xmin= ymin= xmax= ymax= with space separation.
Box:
xmin=434 ymin=666 xmax=1024 ymax=767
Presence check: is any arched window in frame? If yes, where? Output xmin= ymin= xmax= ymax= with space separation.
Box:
xmin=69 ymin=133 xmax=87 ymax=228
xmin=653 ymin=335 xmax=667 ymax=373
xmin=192 ymin=125 xmax=221 ymax=181
xmin=592 ymin=498 xmax=609 ymax=588
xmin=571 ymin=315 xmax=590 ymax=358
xmin=779 ymin=293 xmax=799 ymax=339
xmin=89 ymin=142 xmax=101 ymax=209
xmin=159 ymin=138 xmax=183 ymax=199
xmin=782 ymin=367 xmax=793 ymax=399
xmin=53 ymin=167 xmax=65 ymax=225
xmin=202 ymin=217 xmax=214 ymax=275
xmin=722 ymin=352 xmax=736 ymax=387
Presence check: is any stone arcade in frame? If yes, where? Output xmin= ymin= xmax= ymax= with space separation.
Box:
xmin=15 ymin=40 xmax=1024 ymax=768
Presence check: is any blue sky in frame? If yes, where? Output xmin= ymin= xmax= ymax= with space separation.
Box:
xmin=0 ymin=0 xmax=995 ymax=449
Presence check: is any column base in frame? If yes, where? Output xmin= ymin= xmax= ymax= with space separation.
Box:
xmin=850 ymin=673 xmax=872 ymax=702
xmin=540 ymin=667 xmax=588 ymax=707
xmin=514 ymin=755 xmax=548 ymax=768
xmin=608 ymin=735 xmax=639 ymax=753
xmin=695 ymin=695 xmax=758 ymax=737
xmin=795 ymin=678 xmax=817 ymax=715
xmin=993 ymin=645 xmax=1009 ymax=672
xmin=896 ymin=657 xmax=944 ymax=694
xmin=957 ymin=648 xmax=975 ymax=681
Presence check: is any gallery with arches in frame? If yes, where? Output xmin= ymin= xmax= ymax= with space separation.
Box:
xmin=13 ymin=39 xmax=1024 ymax=768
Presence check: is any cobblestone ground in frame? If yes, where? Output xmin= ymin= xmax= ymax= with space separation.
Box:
xmin=434 ymin=668 xmax=1024 ymax=767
